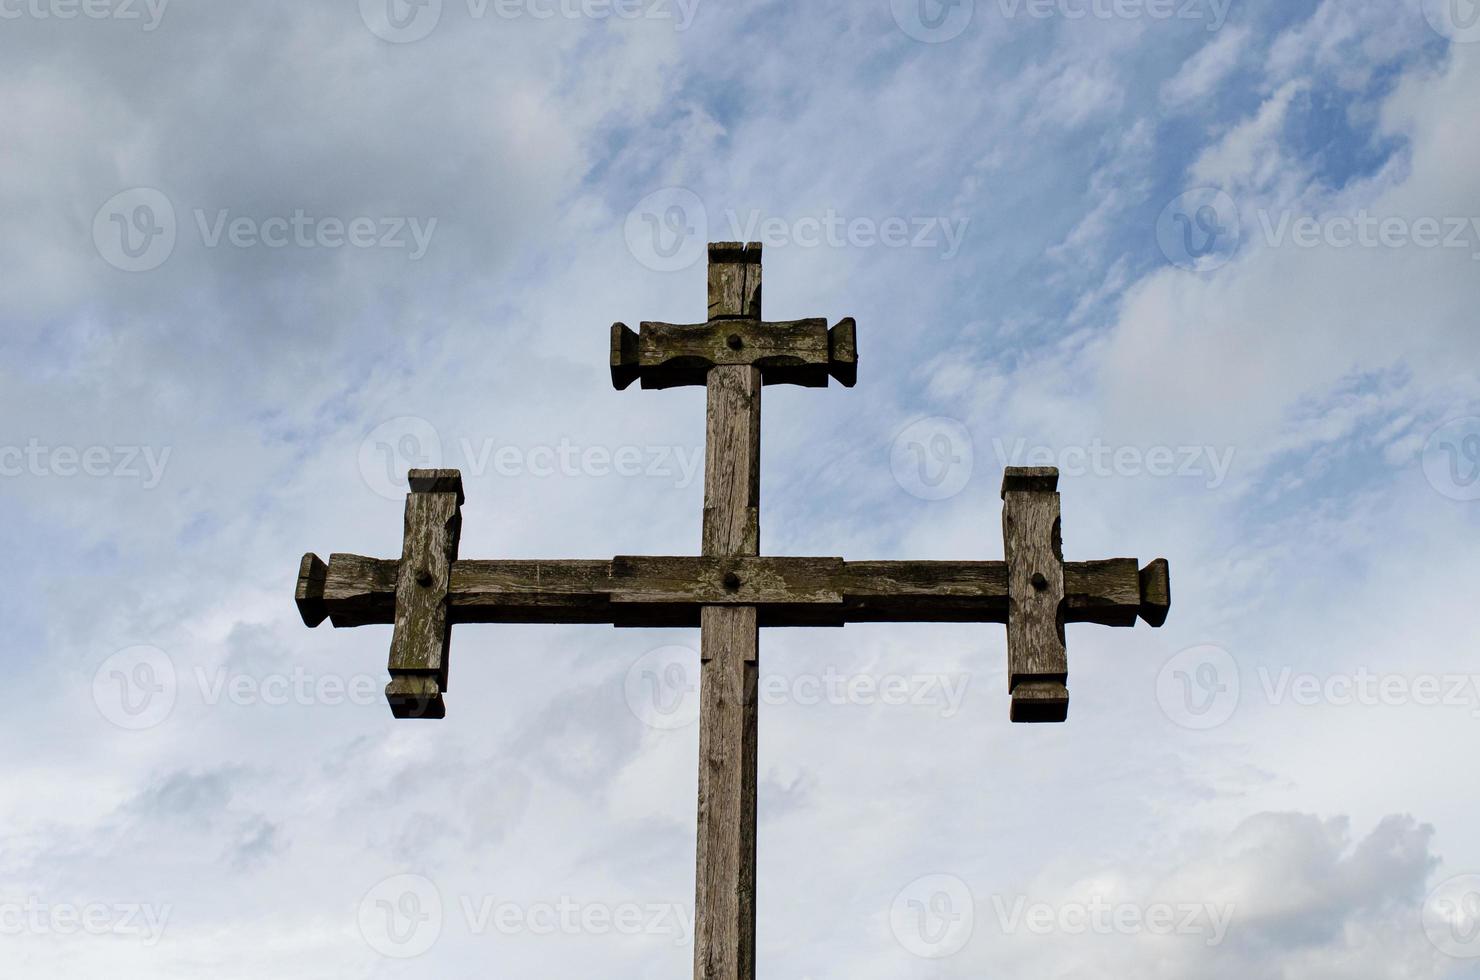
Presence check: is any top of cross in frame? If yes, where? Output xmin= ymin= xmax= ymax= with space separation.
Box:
xmin=611 ymin=242 xmax=858 ymax=391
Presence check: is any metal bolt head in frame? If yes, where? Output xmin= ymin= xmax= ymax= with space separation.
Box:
xmin=727 ymin=333 xmax=744 ymax=351
xmin=723 ymin=571 xmax=742 ymax=591
xmin=1031 ymin=572 xmax=1049 ymax=592
xmin=416 ymin=567 xmax=434 ymax=588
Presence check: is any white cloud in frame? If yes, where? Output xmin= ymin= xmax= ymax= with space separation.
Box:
xmin=1161 ymin=25 xmax=1252 ymax=111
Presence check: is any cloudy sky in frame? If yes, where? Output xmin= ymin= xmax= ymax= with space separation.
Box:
xmin=3 ymin=0 xmax=1480 ymax=976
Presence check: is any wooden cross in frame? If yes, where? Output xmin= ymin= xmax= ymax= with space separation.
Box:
xmin=294 ymin=242 xmax=1170 ymax=980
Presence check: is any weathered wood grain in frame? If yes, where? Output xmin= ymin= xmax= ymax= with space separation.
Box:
xmin=707 ymin=242 xmax=762 ymax=319
xmin=609 ymin=318 xmax=860 ymax=390
xmin=694 ymin=241 xmax=765 ymax=980
xmin=1139 ymin=558 xmax=1171 ymax=627
xmin=292 ymin=242 xmax=1175 ymax=980
xmin=386 ymin=470 xmax=463 ymax=720
xmin=295 ymin=553 xmax=328 ymax=627
xmin=703 ymin=366 xmax=762 ymax=558
xmin=294 ymin=554 xmax=1162 ymax=627
xmin=1002 ymin=467 xmax=1069 ymax=723
xmin=828 ymin=317 xmax=858 ymax=387
xmin=694 ymin=604 xmax=758 ymax=980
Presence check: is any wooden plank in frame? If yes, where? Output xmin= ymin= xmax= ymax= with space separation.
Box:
xmin=1063 ymin=558 xmax=1140 ymax=627
xmin=322 ymin=553 xmax=399 ymax=627
xmin=637 ymin=319 xmax=831 ymax=389
xmin=707 ymin=242 xmax=762 ymax=319
xmin=611 ymin=318 xmax=859 ymax=390
xmin=695 ymin=241 xmax=764 ymax=980
xmin=1001 ymin=467 xmax=1068 ymax=723
xmin=296 ymin=555 xmax=1151 ymax=628
xmin=693 ymin=605 xmax=758 ymax=980
xmin=702 ymin=366 xmax=762 ymax=557
xmin=386 ymin=471 xmax=463 ymax=720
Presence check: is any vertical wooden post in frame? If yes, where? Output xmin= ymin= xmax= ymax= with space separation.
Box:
xmin=386 ymin=469 xmax=464 ymax=720
xmin=694 ymin=244 xmax=762 ymax=980
xmin=1001 ymin=467 xmax=1069 ymax=723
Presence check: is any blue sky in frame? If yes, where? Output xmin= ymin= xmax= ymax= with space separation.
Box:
xmin=2 ymin=0 xmax=1480 ymax=976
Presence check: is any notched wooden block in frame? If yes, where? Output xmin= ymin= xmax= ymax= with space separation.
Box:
xmin=708 ymin=241 xmax=761 ymax=263
xmin=296 ymin=553 xmax=328 ymax=628
xmin=1138 ymin=558 xmax=1171 ymax=627
xmin=829 ymin=317 xmax=858 ymax=387
xmin=386 ymin=676 xmax=446 ymax=720
xmin=408 ymin=468 xmax=465 ymax=505
xmin=708 ymin=241 xmax=763 ymax=319
xmin=1010 ymin=681 xmax=1069 ymax=724
xmin=611 ymin=322 xmax=641 ymax=390
xmin=1001 ymin=467 xmax=1060 ymax=496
